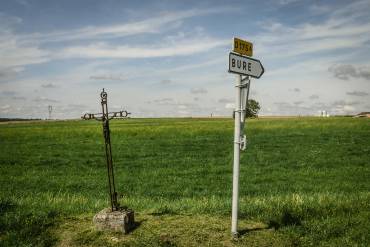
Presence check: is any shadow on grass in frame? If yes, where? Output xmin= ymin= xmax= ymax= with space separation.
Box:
xmin=238 ymin=224 xmax=272 ymax=237
xmin=267 ymin=209 xmax=302 ymax=230
xmin=0 ymin=199 xmax=16 ymax=215
xmin=129 ymin=218 xmax=146 ymax=233
xmin=149 ymin=206 xmax=177 ymax=216
xmin=238 ymin=209 xmax=303 ymax=237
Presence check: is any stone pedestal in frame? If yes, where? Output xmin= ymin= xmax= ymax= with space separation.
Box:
xmin=93 ymin=208 xmax=135 ymax=234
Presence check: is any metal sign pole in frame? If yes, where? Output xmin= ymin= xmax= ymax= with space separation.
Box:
xmin=231 ymin=74 xmax=242 ymax=236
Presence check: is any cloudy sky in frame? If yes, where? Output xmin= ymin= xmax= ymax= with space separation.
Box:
xmin=0 ymin=0 xmax=369 ymax=118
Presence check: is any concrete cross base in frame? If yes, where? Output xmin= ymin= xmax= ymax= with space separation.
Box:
xmin=93 ymin=208 xmax=135 ymax=234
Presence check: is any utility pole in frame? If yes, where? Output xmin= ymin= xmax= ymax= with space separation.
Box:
xmin=48 ymin=105 xmax=52 ymax=120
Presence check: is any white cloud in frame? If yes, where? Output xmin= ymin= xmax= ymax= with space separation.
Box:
xmin=309 ymin=4 xmax=331 ymax=15
xmin=256 ymin=1 xmax=370 ymax=59
xmin=0 ymin=67 xmax=24 ymax=82
xmin=309 ymin=94 xmax=319 ymax=100
xmin=328 ymin=64 xmax=370 ymax=81
xmin=149 ymin=98 xmax=174 ymax=105
xmin=41 ymin=83 xmax=57 ymax=88
xmin=20 ymin=7 xmax=236 ymax=43
xmin=1 ymin=104 xmax=11 ymax=110
xmin=33 ymin=96 xmax=59 ymax=103
xmin=15 ymin=0 xmax=29 ymax=7
xmin=0 ymin=7 xmax=232 ymax=71
xmin=346 ymin=91 xmax=368 ymax=97
xmin=57 ymin=37 xmax=227 ymax=59
xmin=0 ymin=15 xmax=50 ymax=71
xmin=0 ymin=35 xmax=50 ymax=69
xmin=278 ymin=0 xmax=302 ymax=5
xmin=90 ymin=74 xmax=127 ymax=81
xmin=190 ymin=87 xmax=208 ymax=94
xmin=225 ymin=103 xmax=234 ymax=109
xmin=218 ymin=98 xmax=233 ymax=104
xmin=160 ymin=79 xmax=172 ymax=85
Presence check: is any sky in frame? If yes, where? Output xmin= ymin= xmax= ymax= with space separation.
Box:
xmin=0 ymin=0 xmax=370 ymax=119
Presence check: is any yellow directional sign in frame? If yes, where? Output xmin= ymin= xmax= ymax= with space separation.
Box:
xmin=233 ymin=37 xmax=253 ymax=57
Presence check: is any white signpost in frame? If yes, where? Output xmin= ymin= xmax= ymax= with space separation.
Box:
xmin=229 ymin=37 xmax=264 ymax=237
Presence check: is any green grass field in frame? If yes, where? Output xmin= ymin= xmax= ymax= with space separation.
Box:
xmin=0 ymin=117 xmax=369 ymax=246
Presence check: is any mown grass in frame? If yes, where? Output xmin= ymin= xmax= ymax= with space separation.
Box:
xmin=0 ymin=117 xmax=369 ymax=246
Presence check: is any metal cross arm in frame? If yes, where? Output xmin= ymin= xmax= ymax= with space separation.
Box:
xmin=81 ymin=110 xmax=131 ymax=120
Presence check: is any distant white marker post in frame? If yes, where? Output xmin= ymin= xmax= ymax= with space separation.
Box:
xmin=228 ymin=37 xmax=264 ymax=237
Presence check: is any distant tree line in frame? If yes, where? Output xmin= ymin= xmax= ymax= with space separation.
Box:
xmin=0 ymin=118 xmax=41 ymax=122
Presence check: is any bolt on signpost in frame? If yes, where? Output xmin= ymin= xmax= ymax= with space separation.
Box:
xmin=228 ymin=37 xmax=264 ymax=237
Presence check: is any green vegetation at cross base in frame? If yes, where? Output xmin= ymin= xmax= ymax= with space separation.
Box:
xmin=0 ymin=117 xmax=369 ymax=246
